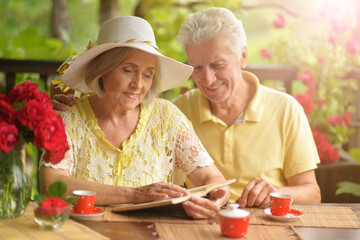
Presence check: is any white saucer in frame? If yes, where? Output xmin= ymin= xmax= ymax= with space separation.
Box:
xmin=264 ymin=208 xmax=304 ymax=222
xmin=70 ymin=207 xmax=105 ymax=220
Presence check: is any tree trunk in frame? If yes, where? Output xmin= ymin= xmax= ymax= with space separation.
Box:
xmin=99 ymin=0 xmax=118 ymax=26
xmin=51 ymin=0 xmax=70 ymax=43
xmin=134 ymin=0 xmax=145 ymax=18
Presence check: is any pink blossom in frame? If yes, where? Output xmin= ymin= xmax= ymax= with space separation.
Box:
xmin=272 ymin=13 xmax=286 ymax=29
xmin=317 ymin=99 xmax=326 ymax=110
xmin=346 ymin=40 xmax=359 ymax=55
xmin=260 ymin=49 xmax=272 ymax=58
xmin=327 ymin=111 xmax=352 ymax=128
xmin=294 ymin=92 xmax=314 ymax=116
xmin=329 ymin=19 xmax=347 ymax=34
xmin=297 ymin=71 xmax=317 ymax=95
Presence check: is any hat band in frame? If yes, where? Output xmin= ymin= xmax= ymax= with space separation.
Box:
xmin=88 ymin=39 xmax=160 ymax=52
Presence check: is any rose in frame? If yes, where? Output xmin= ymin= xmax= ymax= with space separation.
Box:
xmin=18 ymin=100 xmax=51 ymax=130
xmin=8 ymin=80 xmax=38 ymax=104
xmin=34 ymin=115 xmax=69 ymax=164
xmin=0 ymin=122 xmax=19 ymax=153
xmin=35 ymin=196 xmax=69 ymax=217
xmin=31 ymin=91 xmax=53 ymax=111
xmin=0 ymin=100 xmax=18 ymax=124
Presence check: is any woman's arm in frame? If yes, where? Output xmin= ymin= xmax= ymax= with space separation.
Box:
xmin=40 ymin=166 xmax=189 ymax=205
xmin=182 ymin=164 xmax=230 ymax=219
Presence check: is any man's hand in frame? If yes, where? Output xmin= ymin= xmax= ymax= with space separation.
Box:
xmin=182 ymin=188 xmax=227 ymax=219
xmin=235 ymin=177 xmax=276 ymax=208
xmin=52 ymin=94 xmax=75 ymax=111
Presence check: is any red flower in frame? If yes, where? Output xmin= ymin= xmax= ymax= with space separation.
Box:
xmin=0 ymin=94 xmax=10 ymax=102
xmin=327 ymin=111 xmax=352 ymax=128
xmin=1 ymin=81 xmax=68 ymax=162
xmin=8 ymin=80 xmax=38 ymax=104
xmin=294 ymin=92 xmax=314 ymax=116
xmin=0 ymin=122 xmax=20 ymax=153
xmin=260 ymin=48 xmax=272 ymax=58
xmin=327 ymin=114 xmax=342 ymax=126
xmin=312 ymin=129 xmax=339 ymax=163
xmin=0 ymin=100 xmax=19 ymax=124
xmin=34 ymin=115 xmax=69 ymax=164
xmin=19 ymin=100 xmax=49 ymax=130
xmin=342 ymin=111 xmax=352 ymax=127
xmin=317 ymin=99 xmax=326 ymax=110
xmin=298 ymin=71 xmax=317 ymax=95
xmin=346 ymin=40 xmax=359 ymax=55
xmin=32 ymin=91 xmax=53 ymax=111
xmin=272 ymin=13 xmax=286 ymax=29
xmin=36 ymin=197 xmax=69 ymax=217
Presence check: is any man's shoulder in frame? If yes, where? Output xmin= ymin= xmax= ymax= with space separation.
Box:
xmin=172 ymin=88 xmax=201 ymax=107
xmin=260 ymin=85 xmax=300 ymax=107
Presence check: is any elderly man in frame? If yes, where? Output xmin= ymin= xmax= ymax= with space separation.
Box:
xmin=52 ymin=7 xmax=321 ymax=210
xmin=173 ymin=7 xmax=321 ymax=208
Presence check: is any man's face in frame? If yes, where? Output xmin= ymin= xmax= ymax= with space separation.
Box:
xmin=185 ymin=36 xmax=246 ymax=104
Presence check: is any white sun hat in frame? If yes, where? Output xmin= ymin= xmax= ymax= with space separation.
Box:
xmin=59 ymin=16 xmax=193 ymax=93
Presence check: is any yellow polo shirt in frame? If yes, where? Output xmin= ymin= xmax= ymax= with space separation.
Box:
xmin=172 ymin=71 xmax=320 ymax=202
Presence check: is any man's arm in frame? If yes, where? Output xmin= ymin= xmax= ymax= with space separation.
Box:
xmin=236 ymin=170 xmax=321 ymax=208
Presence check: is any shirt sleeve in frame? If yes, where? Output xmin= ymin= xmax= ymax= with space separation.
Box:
xmin=169 ymin=102 xmax=214 ymax=174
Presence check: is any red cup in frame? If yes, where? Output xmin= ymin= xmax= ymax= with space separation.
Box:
xmin=270 ymin=192 xmax=293 ymax=216
xmin=72 ymin=190 xmax=96 ymax=214
xmin=218 ymin=203 xmax=251 ymax=238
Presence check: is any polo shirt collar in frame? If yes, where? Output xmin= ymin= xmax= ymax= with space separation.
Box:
xmin=243 ymin=71 xmax=263 ymax=122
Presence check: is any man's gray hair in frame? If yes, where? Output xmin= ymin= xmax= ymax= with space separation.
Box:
xmin=177 ymin=7 xmax=247 ymax=59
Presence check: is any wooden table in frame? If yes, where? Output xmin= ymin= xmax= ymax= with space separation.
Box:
xmin=76 ymin=203 xmax=360 ymax=240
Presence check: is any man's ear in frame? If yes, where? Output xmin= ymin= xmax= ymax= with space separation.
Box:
xmin=240 ymin=47 xmax=248 ymax=69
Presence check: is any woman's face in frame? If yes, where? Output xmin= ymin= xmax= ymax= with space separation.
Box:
xmin=101 ymin=49 xmax=156 ymax=111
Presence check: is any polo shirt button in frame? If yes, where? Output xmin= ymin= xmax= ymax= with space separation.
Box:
xmin=225 ymin=147 xmax=230 ymax=152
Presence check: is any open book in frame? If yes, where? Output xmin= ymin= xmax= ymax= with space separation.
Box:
xmin=111 ymin=178 xmax=237 ymax=212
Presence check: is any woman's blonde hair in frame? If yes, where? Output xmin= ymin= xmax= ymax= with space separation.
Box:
xmin=85 ymin=47 xmax=161 ymax=104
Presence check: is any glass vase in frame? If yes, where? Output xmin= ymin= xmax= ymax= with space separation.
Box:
xmin=0 ymin=144 xmax=31 ymax=218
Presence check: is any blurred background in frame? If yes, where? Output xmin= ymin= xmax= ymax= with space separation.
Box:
xmin=1 ymin=0 xmax=359 ymax=202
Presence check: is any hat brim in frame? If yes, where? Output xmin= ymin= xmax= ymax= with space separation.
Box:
xmin=61 ymin=42 xmax=193 ymax=93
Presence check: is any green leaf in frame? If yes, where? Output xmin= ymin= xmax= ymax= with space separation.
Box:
xmin=349 ymin=148 xmax=360 ymax=163
xmin=336 ymin=181 xmax=360 ymax=197
xmin=48 ymin=180 xmax=67 ymax=198
xmin=65 ymin=196 xmax=79 ymax=205
xmin=34 ymin=194 xmax=47 ymax=203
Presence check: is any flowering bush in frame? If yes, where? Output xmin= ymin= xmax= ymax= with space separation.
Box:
xmin=0 ymin=80 xmax=69 ymax=164
xmin=260 ymin=6 xmax=360 ymax=163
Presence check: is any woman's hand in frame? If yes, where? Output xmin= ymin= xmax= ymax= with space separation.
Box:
xmin=130 ymin=182 xmax=190 ymax=203
xmin=182 ymin=188 xmax=227 ymax=219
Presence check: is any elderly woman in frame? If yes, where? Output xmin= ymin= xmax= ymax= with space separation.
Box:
xmin=40 ymin=16 xmax=229 ymax=219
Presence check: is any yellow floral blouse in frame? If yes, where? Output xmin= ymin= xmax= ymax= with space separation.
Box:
xmin=40 ymin=96 xmax=213 ymax=187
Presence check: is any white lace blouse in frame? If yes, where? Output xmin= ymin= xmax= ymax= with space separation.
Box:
xmin=40 ymin=96 xmax=213 ymax=187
